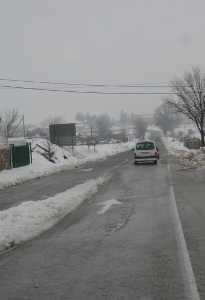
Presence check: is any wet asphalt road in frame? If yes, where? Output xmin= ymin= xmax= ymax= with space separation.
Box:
xmin=0 ymin=144 xmax=204 ymax=299
xmin=171 ymin=161 xmax=205 ymax=299
xmin=0 ymin=151 xmax=130 ymax=211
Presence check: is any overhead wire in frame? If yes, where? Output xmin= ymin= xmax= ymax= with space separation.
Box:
xmin=0 ymin=77 xmax=190 ymax=88
xmin=0 ymin=76 xmax=198 ymax=95
xmin=0 ymin=84 xmax=178 ymax=95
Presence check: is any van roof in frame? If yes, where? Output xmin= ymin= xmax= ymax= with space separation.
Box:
xmin=136 ymin=140 xmax=155 ymax=144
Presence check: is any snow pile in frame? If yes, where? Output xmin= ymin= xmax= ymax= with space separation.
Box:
xmin=69 ymin=142 xmax=134 ymax=162
xmin=0 ymin=176 xmax=108 ymax=252
xmin=163 ymin=137 xmax=188 ymax=155
xmin=177 ymin=150 xmax=205 ymax=169
xmin=0 ymin=139 xmax=133 ymax=190
xmin=163 ymin=137 xmax=205 ymax=169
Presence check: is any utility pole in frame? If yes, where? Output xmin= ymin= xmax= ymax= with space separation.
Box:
xmin=90 ymin=126 xmax=96 ymax=152
xmin=22 ymin=115 xmax=26 ymax=138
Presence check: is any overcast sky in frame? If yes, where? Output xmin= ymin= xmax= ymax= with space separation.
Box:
xmin=0 ymin=0 xmax=205 ymax=124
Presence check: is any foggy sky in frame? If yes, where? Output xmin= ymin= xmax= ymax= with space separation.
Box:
xmin=0 ymin=0 xmax=205 ymax=124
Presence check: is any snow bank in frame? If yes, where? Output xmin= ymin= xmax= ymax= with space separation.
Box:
xmin=163 ymin=137 xmax=188 ymax=155
xmin=0 ymin=139 xmax=133 ymax=190
xmin=0 ymin=176 xmax=108 ymax=252
xmin=70 ymin=143 xmax=134 ymax=162
xmin=163 ymin=137 xmax=205 ymax=169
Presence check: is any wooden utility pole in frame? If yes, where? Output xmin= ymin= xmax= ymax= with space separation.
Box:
xmin=22 ymin=115 xmax=26 ymax=137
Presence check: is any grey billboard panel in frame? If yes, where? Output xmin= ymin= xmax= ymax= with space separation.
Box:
xmin=49 ymin=123 xmax=76 ymax=137
xmin=49 ymin=123 xmax=76 ymax=146
xmin=57 ymin=136 xmax=76 ymax=146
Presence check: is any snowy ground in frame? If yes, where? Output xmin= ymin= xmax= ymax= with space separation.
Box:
xmin=0 ymin=139 xmax=134 ymax=190
xmin=174 ymin=123 xmax=199 ymax=138
xmin=0 ymin=139 xmax=131 ymax=252
xmin=163 ymin=136 xmax=205 ymax=169
xmin=163 ymin=137 xmax=188 ymax=155
xmin=0 ymin=176 xmax=108 ymax=253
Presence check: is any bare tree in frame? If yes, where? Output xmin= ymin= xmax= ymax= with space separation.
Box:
xmin=95 ymin=114 xmax=111 ymax=139
xmin=119 ymin=110 xmax=128 ymax=129
xmin=75 ymin=112 xmax=112 ymax=139
xmin=26 ymin=125 xmax=48 ymax=138
xmin=132 ymin=116 xmax=148 ymax=139
xmin=154 ymin=100 xmax=181 ymax=135
xmin=76 ymin=112 xmax=86 ymax=123
xmin=0 ymin=109 xmax=22 ymax=137
xmin=168 ymin=67 xmax=205 ymax=146
xmin=85 ymin=113 xmax=97 ymax=130
xmin=0 ymin=116 xmax=3 ymax=136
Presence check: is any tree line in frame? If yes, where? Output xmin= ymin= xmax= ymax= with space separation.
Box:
xmin=76 ymin=112 xmax=149 ymax=140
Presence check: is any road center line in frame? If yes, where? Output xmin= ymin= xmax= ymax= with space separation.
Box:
xmin=168 ymin=164 xmax=200 ymax=300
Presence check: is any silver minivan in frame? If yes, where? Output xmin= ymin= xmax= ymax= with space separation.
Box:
xmin=134 ymin=140 xmax=159 ymax=165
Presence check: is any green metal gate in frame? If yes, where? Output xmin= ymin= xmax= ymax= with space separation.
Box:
xmin=10 ymin=143 xmax=32 ymax=168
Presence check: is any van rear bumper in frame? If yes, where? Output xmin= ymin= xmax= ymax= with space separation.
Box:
xmin=134 ymin=155 xmax=157 ymax=159
xmin=134 ymin=156 xmax=158 ymax=163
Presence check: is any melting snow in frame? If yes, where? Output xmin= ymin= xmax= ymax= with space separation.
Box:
xmin=0 ymin=176 xmax=108 ymax=252
xmin=98 ymin=199 xmax=121 ymax=214
xmin=0 ymin=139 xmax=134 ymax=190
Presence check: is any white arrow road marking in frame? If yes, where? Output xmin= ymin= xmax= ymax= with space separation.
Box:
xmin=81 ymin=168 xmax=93 ymax=172
xmin=98 ymin=199 xmax=121 ymax=215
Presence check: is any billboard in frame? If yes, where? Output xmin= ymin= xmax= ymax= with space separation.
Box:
xmin=49 ymin=123 xmax=76 ymax=146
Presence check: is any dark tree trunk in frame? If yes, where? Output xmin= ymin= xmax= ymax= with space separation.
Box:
xmin=200 ymin=130 xmax=205 ymax=147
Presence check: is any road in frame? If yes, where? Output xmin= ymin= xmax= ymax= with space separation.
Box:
xmin=0 ymin=151 xmax=130 ymax=211
xmin=170 ymin=159 xmax=205 ymax=299
xmin=0 ymin=142 xmax=204 ymax=299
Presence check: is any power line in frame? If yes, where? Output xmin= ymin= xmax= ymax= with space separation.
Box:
xmin=0 ymin=77 xmax=189 ymax=88
xmin=0 ymin=84 xmax=178 ymax=95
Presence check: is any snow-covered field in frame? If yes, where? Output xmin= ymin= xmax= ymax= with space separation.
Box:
xmin=0 ymin=176 xmax=108 ymax=252
xmin=0 ymin=139 xmax=134 ymax=190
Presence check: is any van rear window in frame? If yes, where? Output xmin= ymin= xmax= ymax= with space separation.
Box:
xmin=136 ymin=142 xmax=154 ymax=150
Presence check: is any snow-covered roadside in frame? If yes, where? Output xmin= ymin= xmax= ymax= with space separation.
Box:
xmin=0 ymin=140 xmax=134 ymax=190
xmin=0 ymin=176 xmax=108 ymax=252
xmin=163 ymin=136 xmax=188 ymax=155
xmin=163 ymin=136 xmax=205 ymax=169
